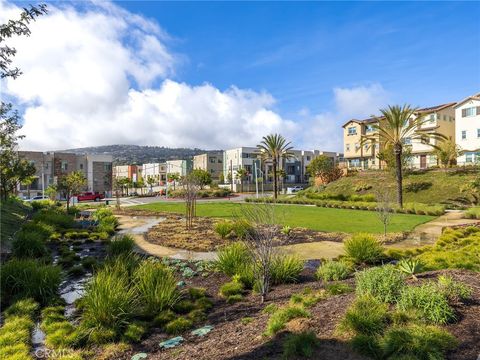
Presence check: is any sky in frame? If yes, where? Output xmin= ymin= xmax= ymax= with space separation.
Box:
xmin=1 ymin=0 xmax=479 ymax=152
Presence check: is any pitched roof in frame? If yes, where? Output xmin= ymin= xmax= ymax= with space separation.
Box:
xmin=453 ymin=93 xmax=480 ymax=109
xmin=341 ymin=117 xmax=378 ymax=128
xmin=417 ymin=102 xmax=456 ymax=113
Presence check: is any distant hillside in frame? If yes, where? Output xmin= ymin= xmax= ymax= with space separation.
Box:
xmin=62 ymin=145 xmax=210 ymax=165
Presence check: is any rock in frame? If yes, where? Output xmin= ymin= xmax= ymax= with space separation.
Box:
xmin=159 ymin=336 xmax=184 ymax=349
xmin=191 ymin=325 xmax=214 ymax=337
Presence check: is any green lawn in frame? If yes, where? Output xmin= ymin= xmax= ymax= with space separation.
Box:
xmin=133 ymin=202 xmax=435 ymax=234
xmin=0 ymin=199 xmax=31 ymax=251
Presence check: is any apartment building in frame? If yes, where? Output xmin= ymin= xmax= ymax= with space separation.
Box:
xmin=454 ymin=93 xmax=480 ymax=165
xmin=141 ymin=163 xmax=167 ymax=185
xmin=223 ymin=147 xmax=260 ymax=183
xmin=407 ymin=103 xmax=456 ymax=169
xmin=193 ymin=151 xmax=224 ymax=180
xmin=166 ymin=159 xmax=193 ymax=178
xmin=113 ymin=165 xmax=140 ymax=183
xmin=343 ymin=102 xmax=456 ymax=170
xmin=17 ymin=151 xmax=113 ymax=197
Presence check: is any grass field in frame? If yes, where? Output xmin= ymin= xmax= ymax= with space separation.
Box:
xmin=0 ymin=199 xmax=31 ymax=251
xmin=133 ymin=202 xmax=434 ymax=234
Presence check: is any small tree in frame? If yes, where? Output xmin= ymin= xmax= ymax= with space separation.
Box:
xmin=236 ymin=167 xmax=249 ymax=193
xmin=146 ymin=176 xmax=156 ymax=193
xmin=377 ymin=144 xmax=413 ymax=171
xmin=167 ymin=173 xmax=181 ymax=191
xmin=307 ymin=155 xmax=342 ymax=185
xmin=58 ymin=171 xmax=86 ymax=211
xmin=45 ymin=184 xmax=57 ymax=201
xmin=136 ymin=178 xmax=145 ymax=195
xmin=433 ymin=139 xmax=461 ymax=169
xmin=189 ymin=169 xmax=212 ymax=189
xmin=219 ymin=172 xmax=225 ymax=184
xmin=183 ymin=174 xmax=200 ymax=230
xmin=240 ymin=203 xmax=278 ymax=303
xmin=374 ymin=187 xmax=394 ymax=239
xmin=21 ymin=175 xmax=35 ymax=199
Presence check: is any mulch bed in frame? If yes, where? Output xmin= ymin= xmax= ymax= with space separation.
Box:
xmin=118 ymin=269 xmax=479 ymax=360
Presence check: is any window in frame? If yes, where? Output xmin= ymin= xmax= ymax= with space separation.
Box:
xmin=104 ymin=163 xmax=112 ymax=171
xmin=462 ymin=107 xmax=479 ymax=117
xmin=404 ymin=137 xmax=412 ymax=145
xmin=443 ymin=115 xmax=447 ymax=121
xmin=306 ymin=156 xmax=311 ymax=161
xmin=209 ymin=157 xmax=216 ymax=163
xmin=477 ymin=129 xmax=480 ymax=138
xmin=346 ymin=144 xmax=350 ymax=151
xmin=429 ymin=114 xmax=435 ymax=123
xmin=462 ymin=131 xmax=467 ymax=140
xmin=217 ymin=158 xmax=222 ymax=163
xmin=355 ymin=143 xmax=360 ymax=150
xmin=364 ymin=144 xmax=369 ymax=150
xmin=61 ymin=160 xmax=68 ymax=171
xmin=348 ymin=126 xmax=357 ymax=135
xmin=365 ymin=125 xmax=374 ymax=133
xmin=466 ymin=152 xmax=473 ymax=163
xmin=79 ymin=164 xmax=84 ymax=170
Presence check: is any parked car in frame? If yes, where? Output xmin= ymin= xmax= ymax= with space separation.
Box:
xmin=290 ymin=186 xmax=304 ymax=193
xmin=76 ymin=192 xmax=105 ymax=202
xmin=25 ymin=195 xmax=49 ymax=202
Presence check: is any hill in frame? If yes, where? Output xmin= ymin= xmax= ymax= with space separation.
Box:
xmin=308 ymin=169 xmax=478 ymax=206
xmin=62 ymin=145 xmax=211 ymax=165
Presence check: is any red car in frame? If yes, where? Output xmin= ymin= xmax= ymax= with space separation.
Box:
xmin=76 ymin=192 xmax=105 ymax=202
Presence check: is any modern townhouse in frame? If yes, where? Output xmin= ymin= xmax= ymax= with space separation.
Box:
xmin=454 ymin=93 xmax=480 ymax=165
xmin=406 ymin=103 xmax=456 ymax=169
xmin=141 ymin=163 xmax=167 ymax=185
xmin=17 ymin=151 xmax=113 ymax=198
xmin=113 ymin=164 xmax=140 ymax=183
xmin=342 ymin=102 xmax=456 ymax=170
xmin=166 ymin=159 xmax=193 ymax=178
xmin=193 ymin=151 xmax=224 ymax=180
xmin=223 ymin=147 xmax=260 ymax=183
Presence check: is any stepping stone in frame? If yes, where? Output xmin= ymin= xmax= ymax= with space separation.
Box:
xmin=159 ymin=336 xmax=184 ymax=349
xmin=191 ymin=325 xmax=214 ymax=337
xmin=131 ymin=353 xmax=148 ymax=360
xmin=176 ymin=280 xmax=186 ymax=287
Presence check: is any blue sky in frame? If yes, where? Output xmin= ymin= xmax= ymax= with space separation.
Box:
xmin=3 ymin=0 xmax=479 ymax=151
xmin=122 ymin=1 xmax=480 ymax=116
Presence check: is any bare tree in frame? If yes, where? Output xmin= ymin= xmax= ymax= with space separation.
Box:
xmin=239 ymin=203 xmax=279 ymax=303
xmin=374 ymin=187 xmax=394 ymax=239
xmin=184 ymin=174 xmax=200 ymax=230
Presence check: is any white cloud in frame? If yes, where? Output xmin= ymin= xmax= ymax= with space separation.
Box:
xmin=302 ymin=84 xmax=390 ymax=150
xmin=1 ymin=1 xmax=388 ymax=154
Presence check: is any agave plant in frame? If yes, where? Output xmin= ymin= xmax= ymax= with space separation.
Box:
xmin=397 ymin=258 xmax=424 ymax=280
xmin=281 ymin=225 xmax=292 ymax=236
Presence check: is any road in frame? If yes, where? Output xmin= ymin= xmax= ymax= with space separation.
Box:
xmin=105 ymin=193 xmax=256 ymax=207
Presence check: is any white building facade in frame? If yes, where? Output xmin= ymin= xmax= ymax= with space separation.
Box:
xmin=455 ymin=94 xmax=480 ymax=165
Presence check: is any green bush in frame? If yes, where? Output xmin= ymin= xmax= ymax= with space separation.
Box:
xmin=381 ymin=324 xmax=457 ymax=359
xmin=195 ymin=297 xmax=214 ymax=311
xmin=326 ymin=283 xmax=353 ymax=295
xmin=214 ymin=221 xmax=233 ymax=239
xmin=340 ymin=295 xmax=389 ymax=335
xmin=219 ymin=279 xmax=244 ymax=297
xmin=464 ymin=207 xmax=480 ymax=219
xmin=173 ymin=299 xmax=196 ymax=314
xmin=344 ymin=233 xmax=384 ymax=265
xmin=316 ymin=260 xmax=351 ymax=282
xmin=397 ymin=283 xmax=455 ymax=324
xmin=134 ymin=261 xmax=180 ymax=317
xmin=231 ymin=219 xmax=254 ymax=239
xmin=187 ymin=309 xmax=207 ymax=323
xmin=405 ymin=181 xmax=432 ymax=193
xmin=437 ymin=275 xmax=472 ymax=302
xmin=3 ymin=298 xmax=39 ymax=319
xmin=122 ymin=322 xmax=147 ymax=343
xmin=271 ymin=254 xmax=303 ymax=284
xmin=282 ymin=331 xmax=319 ymax=359
xmin=12 ymin=231 xmax=49 ymax=259
xmin=350 ymin=334 xmax=383 ymax=359
xmin=265 ymin=306 xmax=310 ymax=336
xmin=188 ymin=287 xmax=207 ymax=300
xmin=81 ymin=266 xmax=137 ymax=334
xmin=397 ymin=258 xmax=424 ymax=279
xmin=32 ymin=209 xmax=75 ymax=229
xmin=1 ymin=259 xmax=61 ymax=307
xmin=355 ymin=265 xmax=405 ymax=303
xmin=153 ymin=310 xmax=176 ymax=327
xmin=226 ymin=294 xmax=243 ymax=304
xmin=21 ymin=221 xmax=55 ymax=238
xmin=216 ymin=242 xmax=251 ymax=276
xmin=107 ymin=235 xmax=135 ymax=257
xmin=165 ymin=317 xmax=193 ymax=335
xmin=92 ymin=208 xmax=114 ymax=221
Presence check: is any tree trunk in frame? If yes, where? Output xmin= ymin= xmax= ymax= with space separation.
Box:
xmin=394 ymin=144 xmax=403 ymax=208
xmin=273 ymin=160 xmax=278 ymax=200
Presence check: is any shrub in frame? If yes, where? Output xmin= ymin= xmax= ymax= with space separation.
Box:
xmin=21 ymin=221 xmax=55 ymax=238
xmin=0 ymin=301 xmax=35 ymax=360
xmin=12 ymin=231 xmax=49 ymax=259
xmin=436 ymin=275 xmax=472 ymax=302
xmin=340 ymin=295 xmax=389 ymax=335
xmin=464 ymin=207 xmax=480 ymax=219
xmin=122 ymin=322 xmax=147 ymax=343
xmin=32 ymin=209 xmax=75 ymax=229
xmin=344 ymin=233 xmax=384 ymax=265
xmin=397 ymin=258 xmax=424 ymax=279
xmin=165 ymin=317 xmax=193 ymax=335
xmin=187 ymin=309 xmax=207 ymax=323
xmin=355 ymin=265 xmax=405 ymax=303
xmin=381 ymin=324 xmax=457 ymax=359
xmin=326 ymin=283 xmax=353 ymax=295
xmin=81 ymin=266 xmax=137 ymax=333
xmin=350 ymin=334 xmax=383 ymax=359
xmin=92 ymin=208 xmax=114 ymax=221
xmin=214 ymin=221 xmax=233 ymax=239
xmin=219 ymin=279 xmax=244 ymax=297
xmin=316 ymin=260 xmax=351 ymax=282
xmin=195 ymin=297 xmax=214 ymax=311
xmin=265 ymin=306 xmax=310 ymax=336
xmin=405 ymin=181 xmax=432 ymax=193
xmin=107 ymin=235 xmax=135 ymax=257
xmin=153 ymin=310 xmax=176 ymax=327
xmin=3 ymin=298 xmax=39 ymax=319
xmin=81 ymin=256 xmax=98 ymax=270
xmin=281 ymin=225 xmax=292 ymax=236
xmin=173 ymin=300 xmax=196 ymax=314
xmin=134 ymin=261 xmax=180 ymax=317
xmin=1 ymin=259 xmax=61 ymax=307
xmin=397 ymin=283 xmax=455 ymax=324
xmin=216 ymin=242 xmax=251 ymax=276
xmin=231 ymin=220 xmax=254 ymax=239
xmin=270 ymin=254 xmax=303 ymax=284
xmin=282 ymin=331 xmax=319 ymax=359
xmin=188 ymin=287 xmax=207 ymax=300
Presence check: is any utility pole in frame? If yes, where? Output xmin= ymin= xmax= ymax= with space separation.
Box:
xmin=41 ymin=152 xmax=45 ymax=198
xmin=254 ymin=161 xmax=259 ymax=199
xmin=230 ymin=160 xmax=233 ymax=192
xmin=165 ymin=163 xmax=169 ymax=199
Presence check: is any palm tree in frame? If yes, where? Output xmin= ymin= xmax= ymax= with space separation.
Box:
xmin=236 ymin=167 xmax=249 ymax=193
xmin=362 ymin=105 xmax=446 ymax=207
xmin=257 ymin=134 xmax=294 ymax=199
xmin=432 ymin=139 xmax=461 ymax=169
